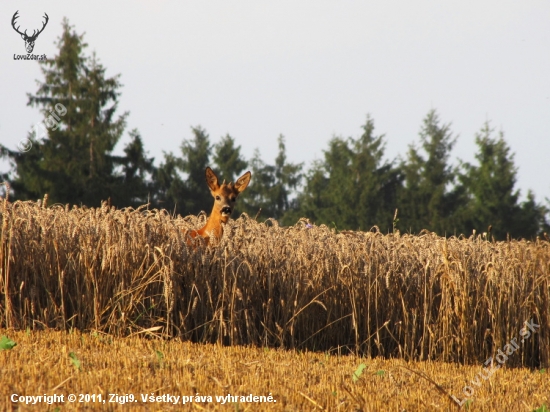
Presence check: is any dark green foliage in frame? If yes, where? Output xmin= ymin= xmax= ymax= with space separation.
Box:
xmin=114 ymin=130 xmax=155 ymax=207
xmin=273 ymin=136 xmax=303 ymax=223
xmin=293 ymin=116 xmax=401 ymax=232
xmin=0 ymin=19 xmax=153 ymax=208
xmin=240 ymin=136 xmax=303 ymax=222
xmin=152 ymin=152 xmax=187 ymax=215
xmin=153 ymin=126 xmax=211 ymax=216
xmin=212 ymin=134 xmax=249 ymax=216
xmin=179 ymin=126 xmax=213 ymax=214
xmin=398 ymin=110 xmax=465 ymax=235
xmin=212 ymin=134 xmax=248 ymax=183
xmin=459 ymin=124 xmax=548 ymax=239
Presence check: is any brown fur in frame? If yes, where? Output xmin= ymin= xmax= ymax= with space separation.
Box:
xmin=188 ymin=167 xmax=251 ymax=246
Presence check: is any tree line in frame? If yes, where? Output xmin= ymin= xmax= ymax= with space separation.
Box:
xmin=1 ymin=20 xmax=548 ymax=240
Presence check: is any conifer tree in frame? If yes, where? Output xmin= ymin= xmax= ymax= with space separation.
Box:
xmin=241 ymin=136 xmax=302 ymax=221
xmin=152 ymin=152 xmax=187 ymax=214
xmin=1 ymin=19 xmax=151 ymax=207
xmin=398 ymin=110 xmax=463 ymax=234
xmin=295 ymin=116 xmax=400 ymax=232
xmin=154 ymin=126 xmax=212 ymax=215
xmin=179 ymin=126 xmax=212 ymax=214
xmin=213 ymin=134 xmax=248 ymax=183
xmin=212 ymin=134 xmax=248 ymax=215
xmin=303 ymin=137 xmax=360 ymax=230
xmin=115 ymin=130 xmax=155 ymax=207
xmin=460 ymin=123 xmax=548 ymax=239
xmin=241 ymin=149 xmax=275 ymax=219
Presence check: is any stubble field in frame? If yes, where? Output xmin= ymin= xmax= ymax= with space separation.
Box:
xmin=1 ymin=329 xmax=549 ymax=411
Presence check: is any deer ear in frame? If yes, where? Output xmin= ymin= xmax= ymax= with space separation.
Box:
xmin=234 ymin=171 xmax=251 ymax=193
xmin=205 ymin=167 xmax=220 ymax=191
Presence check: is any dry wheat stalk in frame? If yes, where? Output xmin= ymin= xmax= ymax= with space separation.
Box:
xmin=0 ymin=200 xmax=548 ymax=367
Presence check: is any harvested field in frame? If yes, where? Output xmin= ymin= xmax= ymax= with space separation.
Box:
xmin=1 ymin=199 xmax=549 ymax=368
xmin=1 ymin=329 xmax=549 ymax=411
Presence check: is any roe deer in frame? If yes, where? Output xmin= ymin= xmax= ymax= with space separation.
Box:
xmin=188 ymin=167 xmax=251 ymax=246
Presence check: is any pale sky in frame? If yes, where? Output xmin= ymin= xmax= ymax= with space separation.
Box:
xmin=1 ymin=1 xmax=549 ymax=204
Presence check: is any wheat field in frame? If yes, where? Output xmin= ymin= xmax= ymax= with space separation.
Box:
xmin=1 ymin=198 xmax=548 ymax=366
xmin=0 ymin=198 xmax=549 ymax=409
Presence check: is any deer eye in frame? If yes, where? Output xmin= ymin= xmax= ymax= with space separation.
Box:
xmin=231 ymin=197 xmax=236 ymax=202
xmin=215 ymin=196 xmax=221 ymax=201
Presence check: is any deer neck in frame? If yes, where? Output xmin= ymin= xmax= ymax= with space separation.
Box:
xmin=198 ymin=206 xmax=224 ymax=240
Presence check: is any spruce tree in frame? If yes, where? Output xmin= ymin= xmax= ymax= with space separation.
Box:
xmin=351 ymin=117 xmax=402 ymax=231
xmin=114 ymin=130 xmax=155 ymax=207
xmin=212 ymin=134 xmax=248 ymax=183
xmin=152 ymin=152 xmax=187 ymax=215
xmin=273 ymin=136 xmax=303 ymax=223
xmin=153 ymin=126 xmax=212 ymax=215
xmin=295 ymin=116 xmax=400 ymax=232
xmin=398 ymin=110 xmax=463 ymax=235
xmin=1 ymin=19 xmax=150 ymax=207
xmin=460 ymin=123 xmax=548 ymax=239
xmin=240 ymin=136 xmax=302 ymax=222
xmin=241 ymin=149 xmax=275 ymax=219
xmin=212 ymin=134 xmax=248 ymax=216
xmin=179 ymin=126 xmax=212 ymax=214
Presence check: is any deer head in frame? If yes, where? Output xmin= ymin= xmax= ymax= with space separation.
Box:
xmin=205 ymin=167 xmax=251 ymax=224
xmin=12 ymin=11 xmax=49 ymax=54
xmin=189 ymin=167 xmax=251 ymax=246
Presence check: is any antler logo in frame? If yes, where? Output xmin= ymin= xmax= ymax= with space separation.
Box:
xmin=11 ymin=11 xmax=49 ymax=54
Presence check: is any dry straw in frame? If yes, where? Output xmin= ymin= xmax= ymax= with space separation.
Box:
xmin=1 ymin=197 xmax=549 ymax=367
